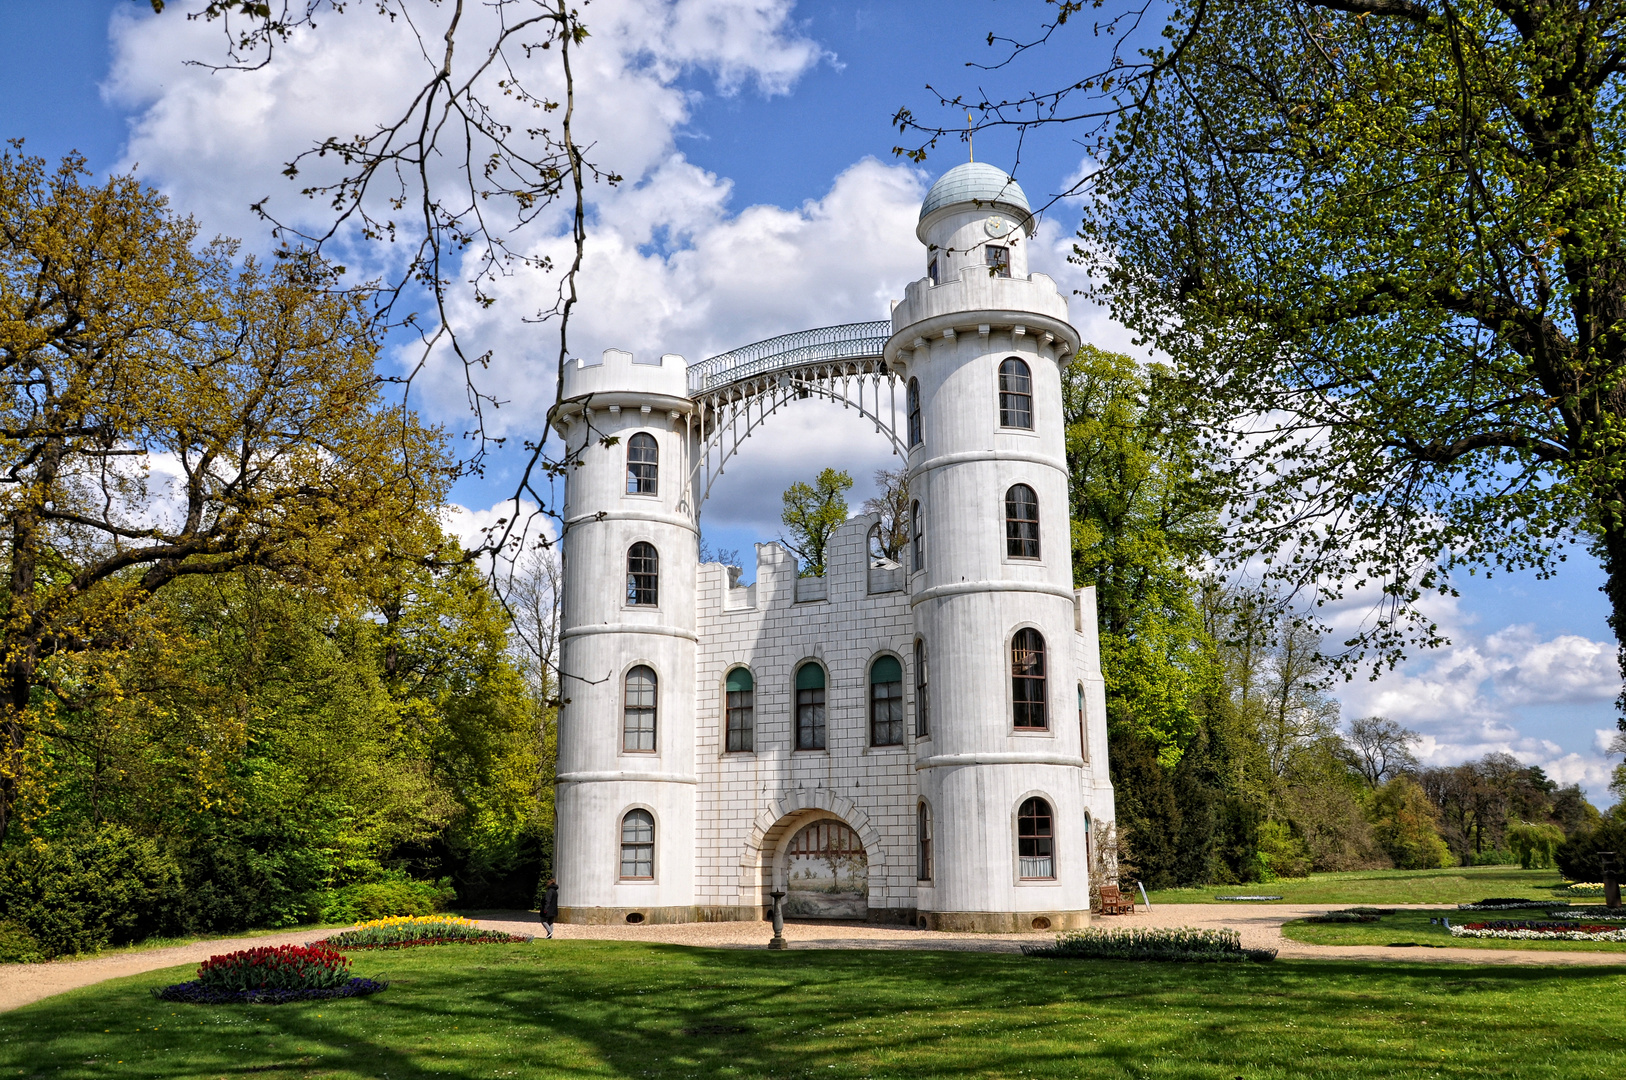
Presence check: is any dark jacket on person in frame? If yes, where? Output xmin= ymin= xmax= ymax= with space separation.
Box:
xmin=541 ymin=882 xmax=560 ymax=922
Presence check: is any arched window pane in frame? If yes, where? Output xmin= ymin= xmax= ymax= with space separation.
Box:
xmin=907 ymin=378 xmax=923 ymax=448
xmin=910 ymin=500 xmax=924 ymax=573
xmin=725 ymin=667 xmax=754 ymax=753
xmin=999 ymin=358 xmax=1033 ymax=429
xmin=795 ymin=662 xmax=826 ymax=750
xmin=1012 ymin=628 xmax=1047 ymax=729
xmin=1078 ymin=682 xmax=1089 ymax=761
xmin=620 ymin=809 xmax=655 ymax=879
xmin=917 ymin=802 xmax=933 ymax=881
xmin=870 ymin=656 xmax=904 ymax=746
xmin=623 ymin=665 xmax=657 ymax=752
xmin=1005 ymin=484 xmax=1040 ymax=559
xmin=627 ymin=542 xmax=659 ymax=605
xmin=627 ymin=433 xmax=659 ymax=495
xmin=1018 ymin=797 xmax=1054 ymax=879
xmin=914 ymin=639 xmax=929 ymax=739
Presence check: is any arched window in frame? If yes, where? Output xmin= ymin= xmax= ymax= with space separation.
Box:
xmin=795 ymin=663 xmax=826 ymax=750
xmin=623 ymin=665 xmax=657 ymax=752
xmin=917 ymin=801 xmax=933 ymax=881
xmin=910 ymin=500 xmax=924 ymax=573
xmin=1012 ymin=628 xmax=1047 ymax=729
xmin=914 ymin=638 xmax=929 ymax=739
xmin=1083 ymin=811 xmax=1093 ymax=874
xmin=725 ymin=667 xmax=754 ymax=754
xmin=906 ymin=378 xmax=923 ymax=448
xmin=998 ymin=357 xmax=1032 ymax=428
xmin=1005 ymin=484 xmax=1040 ymax=559
xmin=627 ymin=433 xmax=658 ymax=495
xmin=1078 ymin=682 xmax=1089 ymax=761
xmin=627 ymin=542 xmax=658 ymax=605
xmin=1018 ymin=797 xmax=1055 ymax=879
xmin=620 ymin=809 xmax=655 ymax=880
xmin=870 ymin=655 xmax=904 ymax=746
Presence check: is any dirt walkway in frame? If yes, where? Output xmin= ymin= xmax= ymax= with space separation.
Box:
xmin=4 ymin=903 xmax=1622 ymax=1013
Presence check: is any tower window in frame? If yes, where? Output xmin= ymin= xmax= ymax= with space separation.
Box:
xmin=917 ymin=801 xmax=933 ymax=881
xmin=1005 ymin=484 xmax=1040 ymax=559
xmin=795 ymin=662 xmax=827 ymax=750
xmin=627 ymin=432 xmax=658 ymax=494
xmin=927 ymin=257 xmax=939 ymax=285
xmin=986 ymin=244 xmax=1010 ymax=278
xmin=914 ymin=638 xmax=929 ymax=739
xmin=910 ymin=500 xmax=924 ymax=573
xmin=620 ymin=808 xmax=655 ymax=880
xmin=870 ymin=655 xmax=904 ymax=747
xmin=906 ymin=378 xmax=922 ymax=448
xmin=627 ymin=542 xmax=659 ymax=605
xmin=623 ymin=665 xmax=657 ymax=752
xmin=1012 ymin=628 xmax=1047 ymax=730
xmin=725 ymin=667 xmax=754 ymax=753
xmin=1018 ymin=797 xmax=1055 ymax=879
xmin=1078 ymin=682 xmax=1089 ymax=761
xmin=999 ymin=358 xmax=1033 ymax=428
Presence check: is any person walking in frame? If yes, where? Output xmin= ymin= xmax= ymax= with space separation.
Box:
xmin=540 ymin=878 xmax=559 ymax=939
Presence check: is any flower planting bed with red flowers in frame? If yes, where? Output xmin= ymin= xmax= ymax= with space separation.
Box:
xmin=311 ymin=915 xmax=532 ymax=951
xmin=153 ymin=944 xmax=387 ymax=1005
xmin=1451 ymin=920 xmax=1626 ymax=942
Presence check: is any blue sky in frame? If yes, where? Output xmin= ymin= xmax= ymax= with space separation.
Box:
xmin=4 ymin=0 xmax=1621 ymax=802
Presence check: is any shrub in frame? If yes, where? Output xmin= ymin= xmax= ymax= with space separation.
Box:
xmin=319 ymin=874 xmax=456 ymax=923
xmin=1557 ymin=819 xmax=1626 ymax=881
xmin=0 ymin=920 xmax=42 ymax=963
xmin=1305 ymin=908 xmax=1392 ymax=924
xmin=0 ymin=826 xmax=182 ymax=957
xmin=174 ymin=835 xmax=327 ymax=933
xmin=315 ymin=914 xmax=530 ymax=950
xmin=1255 ymin=821 xmax=1311 ymax=880
xmin=1022 ymin=927 xmax=1276 ymax=963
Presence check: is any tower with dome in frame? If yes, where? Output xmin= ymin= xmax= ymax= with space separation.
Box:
xmin=547 ymin=162 xmax=1115 ymax=931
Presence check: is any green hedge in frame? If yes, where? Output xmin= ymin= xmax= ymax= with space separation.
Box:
xmin=0 ymin=827 xmax=182 ymax=958
xmin=319 ymin=874 xmax=457 ymax=923
xmin=1022 ymin=927 xmax=1276 ymax=963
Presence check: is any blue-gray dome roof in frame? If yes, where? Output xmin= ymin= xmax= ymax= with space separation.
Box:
xmin=919 ymin=162 xmax=1030 ymax=221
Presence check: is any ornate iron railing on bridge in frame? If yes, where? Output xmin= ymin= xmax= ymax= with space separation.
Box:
xmin=686 ymin=321 xmax=892 ymax=395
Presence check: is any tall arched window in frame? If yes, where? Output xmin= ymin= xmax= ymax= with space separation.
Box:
xmin=725 ymin=667 xmax=754 ymax=753
xmin=917 ymin=801 xmax=934 ymax=881
xmin=627 ymin=432 xmax=659 ymax=494
xmin=1005 ymin=484 xmax=1040 ymax=559
xmin=627 ymin=542 xmax=658 ymax=605
xmin=620 ymin=809 xmax=655 ymax=880
xmin=795 ymin=663 xmax=826 ymax=750
xmin=870 ymin=655 xmax=904 ymax=746
xmin=998 ymin=357 xmax=1033 ymax=428
xmin=1018 ymin=797 xmax=1055 ymax=879
xmin=914 ymin=638 xmax=929 ymax=739
xmin=1083 ymin=811 xmax=1094 ymax=874
xmin=907 ymin=378 xmax=923 ymax=448
xmin=910 ymin=500 xmax=924 ymax=573
xmin=623 ymin=665 xmax=657 ymax=752
xmin=1078 ymin=683 xmax=1089 ymax=761
xmin=1012 ymin=628 xmax=1047 ymax=729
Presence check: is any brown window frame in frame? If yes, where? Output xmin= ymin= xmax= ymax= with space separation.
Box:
xmin=1005 ymin=484 xmax=1040 ymax=560
xmin=1011 ymin=627 xmax=1048 ymax=730
xmin=998 ymin=357 xmax=1033 ymax=428
xmin=627 ymin=542 xmax=659 ymax=606
xmin=619 ymin=808 xmax=655 ymax=880
xmin=1018 ymin=797 xmax=1055 ymax=880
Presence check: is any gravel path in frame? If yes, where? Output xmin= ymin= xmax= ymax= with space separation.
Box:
xmin=4 ymin=903 xmax=1623 ymax=1013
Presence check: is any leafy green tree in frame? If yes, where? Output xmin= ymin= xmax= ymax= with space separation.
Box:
xmin=1370 ymin=776 xmax=1455 ymax=870
xmin=779 ymin=468 xmax=853 ymax=577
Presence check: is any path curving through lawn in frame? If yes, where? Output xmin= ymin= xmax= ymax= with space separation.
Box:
xmin=4 ymin=903 xmax=1623 ymax=1012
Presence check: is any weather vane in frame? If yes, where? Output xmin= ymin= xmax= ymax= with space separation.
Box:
xmin=967 ymin=111 xmax=974 ymax=162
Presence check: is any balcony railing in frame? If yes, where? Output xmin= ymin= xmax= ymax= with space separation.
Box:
xmin=687 ymin=321 xmax=892 ymax=394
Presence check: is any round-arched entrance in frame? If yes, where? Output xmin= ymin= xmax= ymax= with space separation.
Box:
xmin=782 ymin=818 xmax=868 ymax=919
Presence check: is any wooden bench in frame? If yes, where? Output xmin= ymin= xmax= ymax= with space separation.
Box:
xmin=1097 ymin=883 xmax=1136 ymax=915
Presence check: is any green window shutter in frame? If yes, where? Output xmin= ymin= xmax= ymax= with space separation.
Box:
xmin=796 ymin=663 xmax=825 ymax=690
xmin=726 ymin=667 xmax=754 ymax=692
xmin=870 ymin=655 xmax=902 ymax=684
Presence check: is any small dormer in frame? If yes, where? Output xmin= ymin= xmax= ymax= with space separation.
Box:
xmin=916 ymin=163 xmax=1034 ymax=284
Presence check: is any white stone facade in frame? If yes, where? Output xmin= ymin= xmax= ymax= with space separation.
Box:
xmin=548 ymin=163 xmax=1115 ymax=931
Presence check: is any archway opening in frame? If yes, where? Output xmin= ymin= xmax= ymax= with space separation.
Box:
xmin=783 ymin=819 xmax=868 ymax=919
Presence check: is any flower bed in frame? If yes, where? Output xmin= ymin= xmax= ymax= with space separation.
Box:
xmin=1451 ymin=920 xmax=1626 ymax=942
xmin=314 ymin=914 xmax=532 ymax=950
xmin=1557 ymin=883 xmax=1606 ymax=897
xmin=1457 ymin=898 xmax=1569 ymax=912
xmin=152 ymin=944 xmax=387 ymax=1005
xmin=1023 ymin=927 xmax=1276 ymax=963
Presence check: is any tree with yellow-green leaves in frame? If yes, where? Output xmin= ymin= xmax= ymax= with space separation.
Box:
xmin=0 ymin=148 xmax=453 ymax=840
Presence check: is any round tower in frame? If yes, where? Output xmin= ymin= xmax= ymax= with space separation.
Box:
xmin=886 ymin=163 xmax=1091 ymax=931
xmin=548 ymin=349 xmax=699 ymax=923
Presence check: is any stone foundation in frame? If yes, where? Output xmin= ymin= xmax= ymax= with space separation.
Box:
xmin=918 ymin=909 xmax=1090 ymax=933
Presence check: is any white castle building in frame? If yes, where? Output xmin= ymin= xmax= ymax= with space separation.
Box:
xmin=548 ymin=163 xmax=1116 ymax=932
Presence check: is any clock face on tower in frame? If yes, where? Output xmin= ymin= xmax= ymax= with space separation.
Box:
xmin=985 ymin=215 xmax=1008 ymax=238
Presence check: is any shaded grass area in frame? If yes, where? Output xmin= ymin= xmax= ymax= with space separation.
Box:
xmin=1283 ymin=910 xmax=1626 ymax=952
xmin=1146 ymin=865 xmax=1570 ymax=905
xmin=5 ymin=941 xmax=1626 ymax=1078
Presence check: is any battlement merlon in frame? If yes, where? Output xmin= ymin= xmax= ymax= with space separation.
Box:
xmin=549 ymin=348 xmax=695 ymax=437
xmin=882 ymin=267 xmax=1079 ymax=373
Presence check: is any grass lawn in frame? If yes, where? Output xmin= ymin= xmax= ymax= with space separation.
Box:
xmin=1145 ymin=865 xmax=1572 ymax=905
xmin=1281 ymin=909 xmax=1626 ymax=952
xmin=5 ymin=941 xmax=1626 ymax=1079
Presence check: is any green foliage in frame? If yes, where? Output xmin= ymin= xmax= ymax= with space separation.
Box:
xmin=1024 ymin=926 xmax=1275 ymax=963
xmin=1255 ymin=820 xmax=1312 ymax=880
xmin=1557 ymin=818 xmax=1626 ymax=881
xmin=0 ymin=920 xmax=41 ymax=963
xmin=779 ymin=468 xmax=853 ymax=577
xmin=320 ymin=875 xmax=457 ymax=923
xmin=0 ymin=826 xmax=182 ymax=958
xmin=1369 ymin=777 xmax=1456 ymax=870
